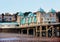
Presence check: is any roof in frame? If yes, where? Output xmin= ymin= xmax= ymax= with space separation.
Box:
xmin=18 ymin=12 xmax=24 ymax=16
xmin=38 ymin=8 xmax=45 ymax=12
xmin=28 ymin=13 xmax=36 ymax=17
xmin=49 ymin=8 xmax=56 ymax=13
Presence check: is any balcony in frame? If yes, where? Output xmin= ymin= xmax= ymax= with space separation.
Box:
xmin=19 ymin=22 xmax=60 ymax=28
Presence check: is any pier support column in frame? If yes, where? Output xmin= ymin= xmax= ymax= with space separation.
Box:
xmin=52 ymin=26 xmax=54 ymax=37
xmin=36 ymin=26 xmax=40 ymax=37
xmin=21 ymin=29 xmax=23 ymax=34
xmin=46 ymin=25 xmax=48 ymax=37
xmin=56 ymin=27 xmax=60 ymax=37
xmin=40 ymin=26 xmax=42 ymax=37
xmin=27 ymin=28 xmax=29 ymax=35
xmin=36 ymin=26 xmax=37 ymax=37
xmin=33 ymin=28 xmax=35 ymax=36
xmin=18 ymin=29 xmax=21 ymax=34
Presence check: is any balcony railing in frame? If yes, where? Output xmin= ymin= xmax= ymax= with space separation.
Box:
xmin=19 ymin=22 xmax=60 ymax=28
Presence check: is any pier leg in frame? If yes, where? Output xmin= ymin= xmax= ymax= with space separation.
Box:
xmin=27 ymin=28 xmax=29 ymax=35
xmin=40 ymin=26 xmax=42 ymax=37
xmin=46 ymin=25 xmax=48 ymax=37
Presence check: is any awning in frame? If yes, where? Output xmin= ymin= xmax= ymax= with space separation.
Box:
xmin=0 ymin=22 xmax=18 ymax=25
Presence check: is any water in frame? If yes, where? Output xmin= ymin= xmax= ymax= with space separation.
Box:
xmin=0 ymin=38 xmax=52 ymax=42
xmin=0 ymin=38 xmax=20 ymax=40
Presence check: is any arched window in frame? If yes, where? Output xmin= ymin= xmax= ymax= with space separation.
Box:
xmin=20 ymin=18 xmax=25 ymax=25
xmin=25 ymin=18 xmax=28 ymax=24
xmin=34 ymin=16 xmax=37 ymax=23
xmin=28 ymin=17 xmax=32 ymax=24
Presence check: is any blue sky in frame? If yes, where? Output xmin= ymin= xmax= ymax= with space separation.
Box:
xmin=0 ymin=0 xmax=60 ymax=13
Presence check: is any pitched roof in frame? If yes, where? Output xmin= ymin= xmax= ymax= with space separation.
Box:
xmin=18 ymin=12 xmax=24 ymax=16
xmin=38 ymin=8 xmax=45 ymax=12
xmin=49 ymin=8 xmax=56 ymax=13
xmin=28 ymin=13 xmax=36 ymax=17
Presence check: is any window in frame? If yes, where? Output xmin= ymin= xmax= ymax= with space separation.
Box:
xmin=22 ymin=29 xmax=27 ymax=34
xmin=25 ymin=18 xmax=28 ymax=23
xmin=54 ymin=28 xmax=60 ymax=37
xmin=10 ymin=18 xmax=12 ymax=20
xmin=53 ymin=13 xmax=55 ymax=15
xmin=28 ymin=17 xmax=32 ymax=24
xmin=42 ymin=26 xmax=46 ymax=30
xmin=4 ymin=18 xmax=7 ymax=21
xmin=37 ymin=32 xmax=40 ymax=37
xmin=20 ymin=19 xmax=23 ymax=25
xmin=47 ymin=18 xmax=49 ymax=20
xmin=34 ymin=16 xmax=37 ymax=23
xmin=48 ymin=28 xmax=52 ymax=37
xmin=20 ymin=18 xmax=25 ymax=25
xmin=41 ymin=18 xmax=43 ymax=20
xmin=37 ymin=26 xmax=40 ymax=30
xmin=52 ymin=18 xmax=56 ymax=22
xmin=42 ymin=31 xmax=46 ymax=37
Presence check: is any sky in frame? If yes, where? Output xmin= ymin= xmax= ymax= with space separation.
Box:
xmin=0 ymin=0 xmax=60 ymax=14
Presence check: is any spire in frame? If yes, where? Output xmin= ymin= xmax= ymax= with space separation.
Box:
xmin=38 ymin=8 xmax=45 ymax=12
xmin=49 ymin=8 xmax=56 ymax=13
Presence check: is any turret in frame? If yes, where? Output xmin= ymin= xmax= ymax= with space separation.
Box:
xmin=36 ymin=8 xmax=45 ymax=24
xmin=49 ymin=8 xmax=56 ymax=17
xmin=49 ymin=8 xmax=56 ymax=23
xmin=17 ymin=12 xmax=24 ymax=25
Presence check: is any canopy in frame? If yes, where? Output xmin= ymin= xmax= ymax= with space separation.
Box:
xmin=0 ymin=22 xmax=18 ymax=25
